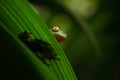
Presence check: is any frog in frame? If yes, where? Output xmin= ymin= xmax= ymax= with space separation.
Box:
xmin=50 ymin=26 xmax=67 ymax=43
xmin=18 ymin=31 xmax=60 ymax=66
xmin=18 ymin=26 xmax=66 ymax=66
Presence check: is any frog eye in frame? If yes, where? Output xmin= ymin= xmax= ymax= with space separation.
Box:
xmin=51 ymin=26 xmax=67 ymax=43
xmin=52 ymin=26 xmax=59 ymax=32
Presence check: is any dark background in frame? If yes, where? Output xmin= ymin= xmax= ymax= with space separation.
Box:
xmin=29 ymin=0 xmax=120 ymax=80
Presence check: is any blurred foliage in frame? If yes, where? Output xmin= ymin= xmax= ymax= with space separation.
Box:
xmin=29 ymin=0 xmax=120 ymax=80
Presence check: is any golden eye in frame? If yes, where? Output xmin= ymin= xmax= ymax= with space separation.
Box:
xmin=52 ymin=26 xmax=59 ymax=32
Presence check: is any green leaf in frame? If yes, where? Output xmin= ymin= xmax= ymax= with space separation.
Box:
xmin=0 ymin=0 xmax=77 ymax=80
xmin=0 ymin=20 xmax=57 ymax=80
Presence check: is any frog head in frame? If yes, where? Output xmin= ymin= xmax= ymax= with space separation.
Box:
xmin=51 ymin=26 xmax=67 ymax=43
